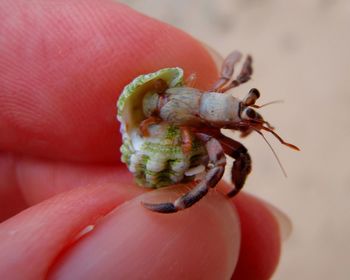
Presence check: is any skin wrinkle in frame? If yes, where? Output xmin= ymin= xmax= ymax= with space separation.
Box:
xmin=157 ymin=221 xmax=188 ymax=252
xmin=145 ymin=226 xmax=187 ymax=277
xmin=13 ymin=156 xmax=133 ymax=205
xmin=0 ymin=153 xmax=27 ymax=221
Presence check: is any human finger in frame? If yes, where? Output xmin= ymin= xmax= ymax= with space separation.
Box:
xmin=0 ymin=153 xmax=141 ymax=221
xmin=48 ymin=186 xmax=240 ymax=280
xmin=0 ymin=184 xmax=133 ymax=279
xmin=0 ymin=184 xmax=240 ymax=280
xmin=231 ymin=192 xmax=286 ymax=280
xmin=0 ymin=0 xmax=218 ymax=163
xmin=0 ymin=180 xmax=284 ymax=279
xmin=48 ymin=187 xmax=284 ymax=279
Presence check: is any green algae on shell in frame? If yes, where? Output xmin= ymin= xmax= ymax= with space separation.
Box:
xmin=117 ymin=67 xmax=183 ymax=135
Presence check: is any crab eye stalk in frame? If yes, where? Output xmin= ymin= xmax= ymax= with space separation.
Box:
xmin=243 ymin=88 xmax=260 ymax=106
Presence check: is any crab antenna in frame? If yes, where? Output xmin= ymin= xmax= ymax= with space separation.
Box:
xmin=251 ymin=100 xmax=284 ymax=109
xmin=260 ymin=126 xmax=300 ymax=151
xmin=261 ymin=120 xmax=274 ymax=129
xmin=253 ymin=129 xmax=288 ymax=178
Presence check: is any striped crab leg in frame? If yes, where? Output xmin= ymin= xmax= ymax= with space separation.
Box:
xmin=211 ymin=51 xmax=253 ymax=93
xmin=142 ymin=133 xmax=226 ymax=213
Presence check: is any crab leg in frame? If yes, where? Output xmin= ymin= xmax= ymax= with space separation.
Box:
xmin=211 ymin=50 xmax=242 ymax=92
xmin=219 ymin=55 xmax=253 ymax=93
xmin=180 ymin=126 xmax=193 ymax=154
xmin=139 ymin=116 xmax=162 ymax=137
xmin=185 ymin=73 xmax=197 ymax=88
xmin=217 ymin=133 xmax=252 ymax=197
xmin=142 ymin=133 xmax=226 ymax=213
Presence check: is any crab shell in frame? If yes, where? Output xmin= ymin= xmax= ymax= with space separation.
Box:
xmin=117 ymin=68 xmax=207 ymax=188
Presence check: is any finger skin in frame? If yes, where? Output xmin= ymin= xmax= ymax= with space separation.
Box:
xmin=0 ymin=181 xmax=280 ymax=279
xmin=0 ymin=154 xmax=28 ymax=221
xmin=232 ymin=193 xmax=281 ymax=280
xmin=48 ymin=187 xmax=240 ymax=280
xmin=0 ymin=153 xmax=141 ymax=222
xmin=0 ymin=0 xmax=218 ymax=163
xmin=0 ymin=185 xmax=241 ymax=280
xmin=10 ymin=155 xmax=139 ymax=205
xmin=0 ymin=184 xmax=134 ymax=280
xmin=0 ymin=0 xmax=218 ymax=220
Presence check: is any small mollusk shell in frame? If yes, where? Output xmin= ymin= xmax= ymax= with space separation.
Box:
xmin=117 ymin=68 xmax=207 ymax=188
xmin=117 ymin=68 xmax=183 ymax=135
xmin=121 ymin=123 xmax=206 ymax=188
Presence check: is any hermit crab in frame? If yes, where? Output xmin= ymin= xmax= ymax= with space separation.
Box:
xmin=117 ymin=51 xmax=299 ymax=213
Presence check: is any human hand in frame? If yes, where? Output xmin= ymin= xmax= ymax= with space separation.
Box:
xmin=0 ymin=1 xmax=287 ymax=279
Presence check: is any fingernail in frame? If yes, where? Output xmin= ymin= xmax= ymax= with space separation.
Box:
xmin=264 ymin=203 xmax=292 ymax=241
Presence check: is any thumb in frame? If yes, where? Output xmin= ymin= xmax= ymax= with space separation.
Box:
xmin=0 ymin=183 xmax=240 ymax=280
xmin=49 ymin=185 xmax=240 ymax=280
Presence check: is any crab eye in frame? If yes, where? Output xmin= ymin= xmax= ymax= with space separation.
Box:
xmin=242 ymin=108 xmax=257 ymax=119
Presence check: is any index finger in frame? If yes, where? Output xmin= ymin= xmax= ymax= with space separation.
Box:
xmin=0 ymin=0 xmax=218 ymax=163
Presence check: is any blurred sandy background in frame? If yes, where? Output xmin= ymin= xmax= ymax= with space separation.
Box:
xmin=119 ymin=0 xmax=350 ymax=279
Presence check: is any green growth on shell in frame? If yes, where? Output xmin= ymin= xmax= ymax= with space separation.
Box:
xmin=117 ymin=67 xmax=184 ymax=135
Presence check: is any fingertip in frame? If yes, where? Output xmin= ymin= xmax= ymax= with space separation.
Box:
xmin=231 ymin=193 xmax=282 ymax=280
xmin=0 ymin=183 xmax=132 ymax=279
xmin=49 ymin=186 xmax=240 ymax=279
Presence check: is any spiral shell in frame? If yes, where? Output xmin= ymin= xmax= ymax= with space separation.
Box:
xmin=117 ymin=68 xmax=207 ymax=188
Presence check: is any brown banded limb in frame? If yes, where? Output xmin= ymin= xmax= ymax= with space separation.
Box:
xmin=142 ymin=133 xmax=226 ymax=213
xmin=216 ymin=132 xmax=252 ymax=197
xmin=211 ymin=51 xmax=253 ymax=93
xmin=211 ymin=50 xmax=242 ymax=92
xmin=180 ymin=126 xmax=193 ymax=154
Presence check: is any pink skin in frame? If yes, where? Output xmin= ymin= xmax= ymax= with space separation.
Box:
xmin=0 ymin=1 xmax=281 ymax=279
